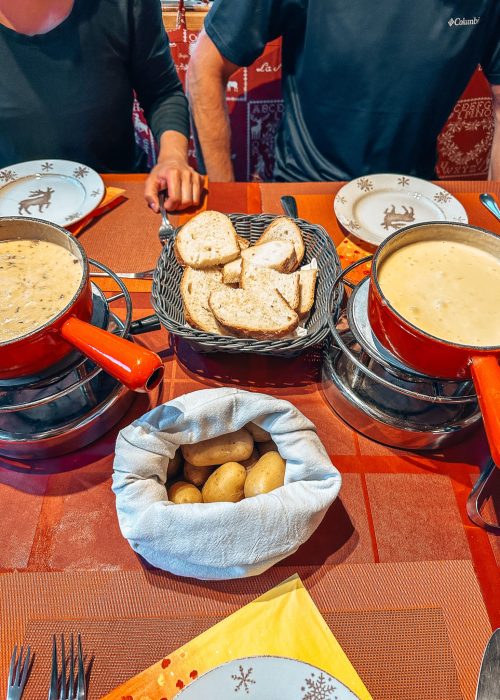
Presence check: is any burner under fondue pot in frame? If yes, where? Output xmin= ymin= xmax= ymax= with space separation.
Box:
xmin=322 ymin=271 xmax=482 ymax=451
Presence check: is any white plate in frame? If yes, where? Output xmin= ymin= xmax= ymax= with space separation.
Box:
xmin=0 ymin=159 xmax=105 ymax=227
xmin=334 ymin=173 xmax=468 ymax=246
xmin=177 ymin=656 xmax=360 ymax=699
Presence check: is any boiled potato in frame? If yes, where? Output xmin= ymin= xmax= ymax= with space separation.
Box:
xmin=183 ymin=460 xmax=214 ymax=488
xmin=244 ymin=451 xmax=286 ymax=498
xmin=168 ymin=481 xmax=202 ymax=504
xmin=181 ymin=429 xmax=254 ymax=467
xmin=245 ymin=422 xmax=272 ymax=443
xmin=257 ymin=439 xmax=279 ymax=456
xmin=240 ymin=447 xmax=259 ymax=470
xmin=167 ymin=448 xmax=183 ymax=481
xmin=202 ymin=461 xmax=247 ymax=503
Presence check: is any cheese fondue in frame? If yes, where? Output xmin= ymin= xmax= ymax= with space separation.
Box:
xmin=377 ymin=239 xmax=500 ymax=347
xmin=0 ymin=238 xmax=83 ymax=343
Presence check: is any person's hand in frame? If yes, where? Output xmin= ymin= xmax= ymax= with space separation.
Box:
xmin=145 ymin=158 xmax=204 ymax=213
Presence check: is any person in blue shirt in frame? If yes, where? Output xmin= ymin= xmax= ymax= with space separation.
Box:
xmin=188 ymin=0 xmax=500 ymax=182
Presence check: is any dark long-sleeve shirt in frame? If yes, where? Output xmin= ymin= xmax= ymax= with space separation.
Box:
xmin=0 ymin=0 xmax=189 ymax=172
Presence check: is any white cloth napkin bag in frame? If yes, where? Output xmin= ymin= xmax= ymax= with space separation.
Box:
xmin=113 ymin=387 xmax=342 ymax=580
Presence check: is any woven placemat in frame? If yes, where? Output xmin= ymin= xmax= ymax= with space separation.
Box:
xmin=0 ymin=561 xmax=491 ymax=700
xmin=18 ymin=608 xmax=462 ymax=700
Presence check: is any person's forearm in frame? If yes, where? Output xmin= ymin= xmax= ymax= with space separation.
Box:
xmin=488 ymin=120 xmax=500 ymax=179
xmin=157 ymin=130 xmax=189 ymax=165
xmin=188 ymin=63 xmax=234 ymax=181
xmin=488 ymin=85 xmax=500 ymax=179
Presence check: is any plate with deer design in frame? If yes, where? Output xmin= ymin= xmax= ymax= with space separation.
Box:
xmin=334 ymin=174 xmax=468 ymax=246
xmin=0 ymin=159 xmax=105 ymax=227
xmin=176 ymin=656 xmax=360 ymax=700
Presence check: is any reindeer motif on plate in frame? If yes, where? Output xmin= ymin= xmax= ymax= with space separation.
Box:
xmin=381 ymin=204 xmax=415 ymax=230
xmin=18 ymin=187 xmax=54 ymax=215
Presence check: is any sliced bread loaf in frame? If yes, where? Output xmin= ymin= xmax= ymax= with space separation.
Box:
xmin=240 ymin=240 xmax=297 ymax=273
xmin=240 ymin=261 xmax=300 ymax=310
xmin=297 ymin=268 xmax=318 ymax=317
xmin=222 ymin=257 xmax=242 ymax=284
xmin=209 ymin=287 xmax=299 ymax=339
xmin=180 ymin=267 xmax=231 ymax=334
xmin=175 ymin=211 xmax=240 ymax=269
xmin=256 ymin=217 xmax=305 ymax=267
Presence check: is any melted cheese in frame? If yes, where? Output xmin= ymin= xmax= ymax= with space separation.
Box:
xmin=377 ymin=239 xmax=500 ymax=347
xmin=0 ymin=238 xmax=83 ymax=343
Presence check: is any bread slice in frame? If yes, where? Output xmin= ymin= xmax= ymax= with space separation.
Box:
xmin=297 ymin=268 xmax=318 ymax=318
xmin=174 ymin=211 xmax=240 ymax=269
xmin=236 ymin=234 xmax=250 ymax=250
xmin=241 ymin=261 xmax=300 ymax=310
xmin=180 ymin=267 xmax=231 ymax=334
xmin=240 ymin=240 xmax=297 ymax=273
xmin=256 ymin=217 xmax=305 ymax=267
xmin=222 ymin=257 xmax=242 ymax=284
xmin=209 ymin=287 xmax=299 ymax=339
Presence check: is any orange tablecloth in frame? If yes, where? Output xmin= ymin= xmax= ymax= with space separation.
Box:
xmin=0 ymin=178 xmax=499 ymax=700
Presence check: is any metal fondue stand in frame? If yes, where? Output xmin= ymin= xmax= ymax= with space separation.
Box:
xmin=0 ymin=261 xmax=151 ymax=459
xmin=322 ymin=259 xmax=499 ymax=533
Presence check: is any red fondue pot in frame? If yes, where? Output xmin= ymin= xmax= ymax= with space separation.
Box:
xmin=0 ymin=217 xmax=163 ymax=393
xmin=368 ymin=222 xmax=500 ymax=465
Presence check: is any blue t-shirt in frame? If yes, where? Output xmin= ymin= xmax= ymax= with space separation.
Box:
xmin=205 ymin=0 xmax=500 ymax=181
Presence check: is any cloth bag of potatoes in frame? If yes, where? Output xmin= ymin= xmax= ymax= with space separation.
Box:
xmin=112 ymin=387 xmax=342 ymax=580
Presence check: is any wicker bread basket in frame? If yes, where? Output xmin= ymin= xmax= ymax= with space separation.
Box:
xmin=152 ymin=213 xmax=342 ymax=357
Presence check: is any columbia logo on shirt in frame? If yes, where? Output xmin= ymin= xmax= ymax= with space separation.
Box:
xmin=448 ymin=16 xmax=480 ymax=26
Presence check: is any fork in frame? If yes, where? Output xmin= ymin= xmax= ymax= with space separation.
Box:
xmin=48 ymin=634 xmax=86 ymax=700
xmin=89 ymin=268 xmax=154 ymax=279
xmin=6 ymin=645 xmax=31 ymax=700
xmin=158 ymin=189 xmax=177 ymax=243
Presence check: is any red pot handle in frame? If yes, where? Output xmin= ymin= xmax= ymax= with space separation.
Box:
xmin=61 ymin=317 xmax=164 ymax=393
xmin=470 ymin=355 xmax=500 ymax=466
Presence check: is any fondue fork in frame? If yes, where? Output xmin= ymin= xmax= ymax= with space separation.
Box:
xmin=48 ymin=634 xmax=86 ymax=700
xmin=90 ymin=269 xmax=154 ymax=279
xmin=6 ymin=645 xmax=31 ymax=700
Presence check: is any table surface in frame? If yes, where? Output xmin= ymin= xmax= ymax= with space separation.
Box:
xmin=0 ymin=177 xmax=499 ymax=700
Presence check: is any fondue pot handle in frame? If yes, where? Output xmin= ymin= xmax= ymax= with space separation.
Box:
xmin=61 ymin=317 xmax=164 ymax=393
xmin=470 ymin=355 xmax=500 ymax=466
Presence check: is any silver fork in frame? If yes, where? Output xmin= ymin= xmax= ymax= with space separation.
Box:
xmin=89 ymin=268 xmax=154 ymax=279
xmin=48 ymin=634 xmax=86 ymax=700
xmin=6 ymin=645 xmax=31 ymax=700
xmin=158 ymin=189 xmax=177 ymax=243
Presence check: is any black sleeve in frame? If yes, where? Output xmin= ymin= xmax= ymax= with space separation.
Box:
xmin=205 ymin=0 xmax=296 ymax=67
xmin=129 ymin=0 xmax=189 ymax=143
xmin=481 ymin=7 xmax=500 ymax=84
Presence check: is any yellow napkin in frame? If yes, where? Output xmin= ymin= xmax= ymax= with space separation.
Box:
xmin=102 ymin=575 xmax=372 ymax=700
xmin=66 ymin=186 xmax=126 ymax=236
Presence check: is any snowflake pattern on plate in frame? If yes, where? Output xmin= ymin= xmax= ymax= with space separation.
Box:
xmin=356 ymin=177 xmax=373 ymax=192
xmin=397 ymin=176 xmax=410 ymax=187
xmin=41 ymin=161 xmax=54 ymax=172
xmin=231 ymin=666 xmax=256 ymax=694
xmin=301 ymin=671 xmax=336 ymax=700
xmin=0 ymin=169 xmax=17 ymax=183
xmin=91 ymin=189 xmax=101 ymax=197
xmin=346 ymin=219 xmax=361 ymax=230
xmin=434 ymin=191 xmax=452 ymax=204
xmin=65 ymin=212 xmax=82 ymax=223
xmin=73 ymin=166 xmax=89 ymax=179
xmin=452 ymin=215 xmax=467 ymax=222
xmin=336 ymin=195 xmax=347 ymax=205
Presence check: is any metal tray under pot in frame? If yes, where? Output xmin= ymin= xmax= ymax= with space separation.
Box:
xmin=322 ymin=271 xmax=482 ymax=451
